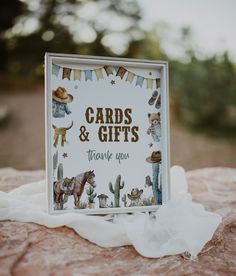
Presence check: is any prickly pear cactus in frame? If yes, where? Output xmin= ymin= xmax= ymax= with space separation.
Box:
xmin=57 ymin=163 xmax=63 ymax=181
xmin=86 ymin=186 xmax=97 ymax=203
xmin=108 ymin=175 xmax=124 ymax=207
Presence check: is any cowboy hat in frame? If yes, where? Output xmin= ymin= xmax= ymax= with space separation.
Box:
xmin=52 ymin=87 xmax=73 ymax=103
xmin=146 ymin=151 xmax=162 ymax=163
xmin=128 ymin=188 xmax=143 ymax=200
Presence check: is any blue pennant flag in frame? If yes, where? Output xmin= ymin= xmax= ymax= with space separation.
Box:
xmin=85 ymin=70 xmax=93 ymax=81
xmin=136 ymin=75 xmax=144 ymax=87
xmin=52 ymin=64 xmax=60 ymax=76
xmin=113 ymin=66 xmax=119 ymax=74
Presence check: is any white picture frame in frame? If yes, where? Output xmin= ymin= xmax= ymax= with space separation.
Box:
xmin=45 ymin=53 xmax=170 ymax=214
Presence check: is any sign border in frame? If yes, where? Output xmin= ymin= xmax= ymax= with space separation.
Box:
xmin=45 ymin=52 xmax=170 ymax=215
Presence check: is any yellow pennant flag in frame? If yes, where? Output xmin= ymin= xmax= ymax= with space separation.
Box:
xmin=146 ymin=78 xmax=153 ymax=89
xmin=74 ymin=69 xmax=81 ymax=81
xmin=126 ymin=71 xmax=135 ymax=83
xmin=95 ymin=68 xmax=104 ymax=80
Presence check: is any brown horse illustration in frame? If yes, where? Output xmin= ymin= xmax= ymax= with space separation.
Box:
xmin=54 ymin=170 xmax=96 ymax=210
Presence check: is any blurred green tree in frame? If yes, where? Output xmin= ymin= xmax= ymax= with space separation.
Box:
xmin=3 ymin=0 xmax=144 ymax=77
xmin=169 ymin=28 xmax=236 ymax=135
xmin=0 ymin=0 xmax=26 ymax=72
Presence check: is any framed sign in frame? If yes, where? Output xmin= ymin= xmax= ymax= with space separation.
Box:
xmin=45 ymin=53 xmax=170 ymax=214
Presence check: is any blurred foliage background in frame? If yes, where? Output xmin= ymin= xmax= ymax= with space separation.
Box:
xmin=0 ymin=0 xmax=236 ymax=170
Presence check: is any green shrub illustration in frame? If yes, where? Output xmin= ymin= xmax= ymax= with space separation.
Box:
xmin=142 ymin=198 xmax=154 ymax=206
xmin=86 ymin=186 xmax=97 ymax=203
xmin=108 ymin=175 xmax=124 ymax=207
xmin=77 ymin=202 xmax=87 ymax=209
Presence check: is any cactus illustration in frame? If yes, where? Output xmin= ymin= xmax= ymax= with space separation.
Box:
xmin=53 ymin=150 xmax=58 ymax=177
xmin=152 ymin=162 xmax=162 ymax=204
xmin=108 ymin=175 xmax=124 ymax=207
xmin=86 ymin=186 xmax=97 ymax=203
xmin=122 ymin=194 xmax=127 ymax=207
xmin=57 ymin=163 xmax=63 ymax=181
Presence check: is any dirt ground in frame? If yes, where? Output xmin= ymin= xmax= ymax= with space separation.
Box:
xmin=0 ymin=90 xmax=236 ymax=170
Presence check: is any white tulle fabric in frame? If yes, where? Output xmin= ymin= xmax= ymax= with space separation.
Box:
xmin=0 ymin=166 xmax=221 ymax=258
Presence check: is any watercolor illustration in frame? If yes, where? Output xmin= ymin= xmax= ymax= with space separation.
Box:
xmin=146 ymin=151 xmax=162 ymax=204
xmin=52 ymin=87 xmax=73 ymax=118
xmin=147 ymin=113 xmax=161 ymax=143
xmin=53 ymin=170 xmax=96 ymax=210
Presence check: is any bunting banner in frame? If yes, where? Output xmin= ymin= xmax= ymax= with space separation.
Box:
xmin=94 ymin=68 xmax=104 ymax=80
xmin=52 ymin=64 xmax=161 ymax=89
xmin=126 ymin=71 xmax=135 ymax=83
xmin=74 ymin=69 xmax=81 ymax=81
xmin=136 ymin=76 xmax=145 ymax=87
xmin=85 ymin=70 xmax=92 ymax=81
xmin=116 ymin=66 xmax=127 ymax=79
xmin=146 ymin=78 xmax=153 ymax=89
xmin=52 ymin=64 xmax=60 ymax=76
xmin=104 ymin=66 xmax=113 ymax=76
xmin=62 ymin=67 xmax=72 ymax=80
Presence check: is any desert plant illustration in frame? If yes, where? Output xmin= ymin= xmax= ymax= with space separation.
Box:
xmin=86 ymin=186 xmax=97 ymax=208
xmin=122 ymin=194 xmax=127 ymax=207
xmin=97 ymin=194 xmax=109 ymax=208
xmin=53 ymin=150 xmax=58 ymax=177
xmin=77 ymin=202 xmax=87 ymax=209
xmin=57 ymin=163 xmax=63 ymax=181
xmin=108 ymin=175 xmax=125 ymax=207
xmin=146 ymin=151 xmax=162 ymax=204
xmin=52 ymin=121 xmax=73 ymax=147
xmin=142 ymin=197 xmax=155 ymax=206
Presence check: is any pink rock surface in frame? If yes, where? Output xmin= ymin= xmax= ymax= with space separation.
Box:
xmin=0 ymin=167 xmax=235 ymax=275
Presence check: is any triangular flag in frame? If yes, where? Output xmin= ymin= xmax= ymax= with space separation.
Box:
xmin=146 ymin=78 xmax=153 ymax=89
xmin=62 ymin=67 xmax=72 ymax=80
xmin=85 ymin=70 xmax=93 ymax=81
xmin=52 ymin=64 xmax=60 ymax=76
xmin=116 ymin=67 xmax=127 ymax=79
xmin=114 ymin=66 xmax=119 ymax=74
xmin=126 ymin=72 xmax=135 ymax=83
xmin=104 ymin=66 xmax=114 ymax=76
xmin=156 ymin=78 xmax=161 ymax=88
xmin=136 ymin=76 xmax=144 ymax=87
xmin=74 ymin=69 xmax=81 ymax=81
xmin=95 ymin=68 xmax=104 ymax=80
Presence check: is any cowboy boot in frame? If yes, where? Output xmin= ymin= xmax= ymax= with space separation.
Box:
xmin=155 ymin=94 xmax=161 ymax=109
xmin=148 ymin=90 xmax=158 ymax=105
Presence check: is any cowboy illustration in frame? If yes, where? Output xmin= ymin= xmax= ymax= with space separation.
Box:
xmin=146 ymin=151 xmax=162 ymax=204
xmin=128 ymin=188 xmax=143 ymax=207
xmin=52 ymin=87 xmax=73 ymax=118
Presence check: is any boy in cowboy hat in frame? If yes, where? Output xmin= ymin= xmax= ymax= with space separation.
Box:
xmin=128 ymin=188 xmax=143 ymax=206
xmin=52 ymin=87 xmax=73 ymax=118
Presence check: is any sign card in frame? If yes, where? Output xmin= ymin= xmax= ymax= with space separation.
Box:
xmin=45 ymin=53 xmax=170 ymax=214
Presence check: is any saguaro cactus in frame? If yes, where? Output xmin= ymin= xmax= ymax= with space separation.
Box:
xmin=57 ymin=163 xmax=63 ymax=181
xmin=152 ymin=162 xmax=162 ymax=204
xmin=86 ymin=186 xmax=97 ymax=203
xmin=53 ymin=150 xmax=58 ymax=177
xmin=108 ymin=175 xmax=125 ymax=207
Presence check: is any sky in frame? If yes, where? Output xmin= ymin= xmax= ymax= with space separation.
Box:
xmin=138 ymin=0 xmax=236 ymax=60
